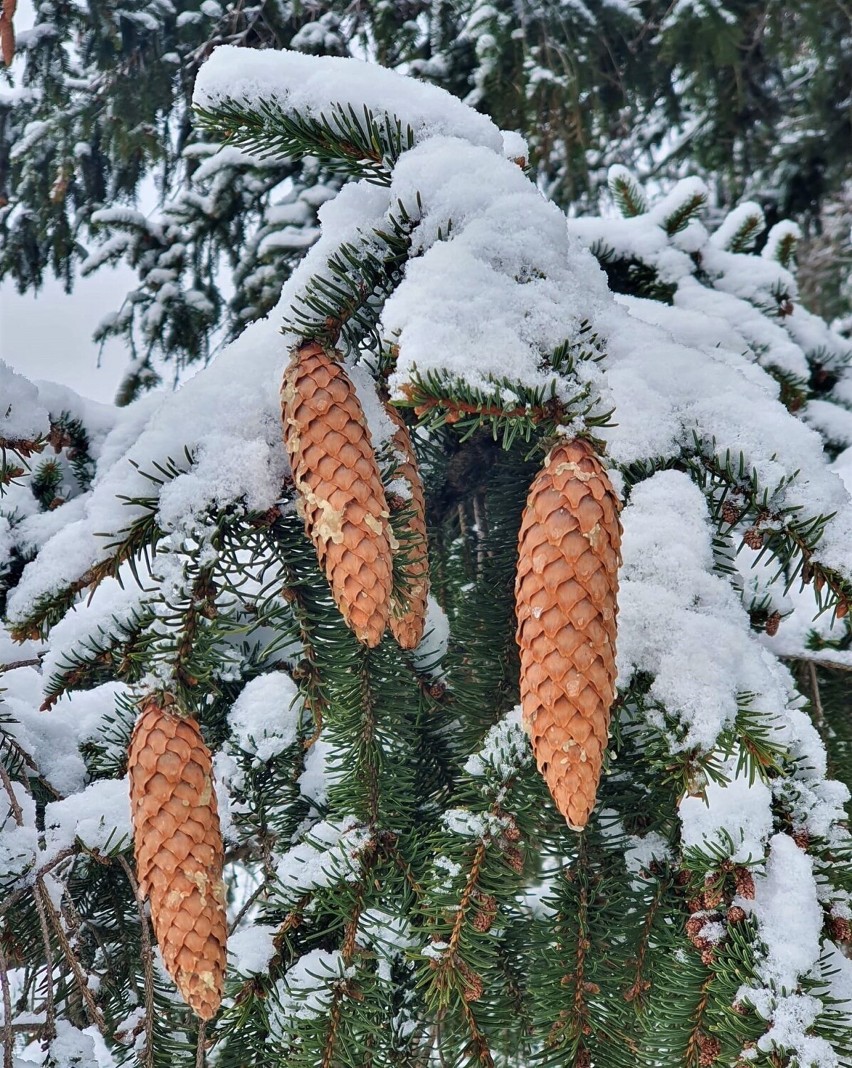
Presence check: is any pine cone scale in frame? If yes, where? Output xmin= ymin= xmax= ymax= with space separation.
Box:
xmin=515 ymin=439 xmax=621 ymax=830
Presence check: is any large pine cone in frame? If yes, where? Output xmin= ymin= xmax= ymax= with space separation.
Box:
xmin=282 ymin=342 xmax=394 ymax=647
xmin=515 ymin=439 xmax=621 ymax=830
xmin=0 ymin=0 xmax=15 ymax=66
xmin=384 ymin=404 xmax=429 ymax=650
xmin=128 ymin=699 xmax=227 ymax=1019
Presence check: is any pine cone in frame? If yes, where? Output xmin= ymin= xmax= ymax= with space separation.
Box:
xmin=383 ymin=404 xmax=429 ymax=649
xmin=0 ymin=0 xmax=15 ymax=66
xmin=282 ymin=342 xmax=394 ymax=647
xmin=515 ymin=439 xmax=621 ymax=830
xmin=128 ymin=698 xmax=227 ymax=1019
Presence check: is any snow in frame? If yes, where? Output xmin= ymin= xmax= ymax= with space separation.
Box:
xmin=411 ymin=595 xmax=450 ymax=674
xmin=763 ymin=220 xmax=801 ymax=266
xmin=358 ymin=909 xmax=416 ymax=983
xmin=679 ymin=764 xmax=772 ymax=863
xmin=274 ymin=817 xmax=370 ymax=904
xmin=0 ymin=667 xmax=128 ymax=795
xmin=710 ymin=201 xmax=765 ymax=252
xmin=0 ymin=781 xmax=37 ymax=886
xmin=228 ymin=924 xmax=277 ymax=975
xmin=1 ymin=360 xmax=48 ymax=441
xmin=43 ymin=776 xmax=131 ymax=860
xmin=193 ymin=46 xmax=505 ymax=156
xmin=6 ymin=312 xmax=290 ymax=626
xmin=734 ymin=835 xmax=837 ymax=1066
xmin=46 ymin=1021 xmax=104 ymax=1067
xmin=441 ymin=808 xmax=507 ymax=840
xmin=618 ymin=472 xmax=758 ymax=750
xmin=464 ymin=706 xmax=530 ymax=784
xmin=39 ymin=577 xmax=147 ymax=695
xmin=227 ymin=672 xmax=302 ymax=763
xmin=270 ymin=949 xmax=353 ymax=1024
xmin=384 ymin=138 xmax=609 ymax=397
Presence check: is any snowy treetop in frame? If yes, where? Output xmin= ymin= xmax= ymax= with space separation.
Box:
xmin=192 ymin=45 xmax=514 ymax=159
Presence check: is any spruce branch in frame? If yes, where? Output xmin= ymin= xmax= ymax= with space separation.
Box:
xmin=608 ymin=167 xmax=648 ymax=219
xmin=194 ymin=97 xmax=414 ymax=185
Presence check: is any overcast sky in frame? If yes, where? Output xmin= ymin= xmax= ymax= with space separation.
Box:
xmin=0 ymin=0 xmax=144 ymax=407
xmin=1 ymin=267 xmax=136 ymax=404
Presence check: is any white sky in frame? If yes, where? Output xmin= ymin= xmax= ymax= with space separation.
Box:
xmin=1 ymin=268 xmax=136 ymax=404
xmin=0 ymin=0 xmax=144 ymax=406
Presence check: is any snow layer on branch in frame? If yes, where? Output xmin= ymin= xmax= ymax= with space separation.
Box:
xmin=193 ymin=46 xmax=506 ymax=155
xmin=7 ymin=314 xmax=290 ymax=625
xmin=0 ymin=361 xmax=48 ymax=441
xmin=0 ymin=667 xmax=127 ymax=795
xmin=43 ymin=776 xmax=131 ymax=860
xmin=464 ymin=706 xmax=530 ymax=785
xmin=599 ymin=298 xmax=852 ymax=570
xmin=383 ymin=138 xmax=609 ymax=395
xmin=40 ymin=576 xmax=148 ymax=695
xmin=672 ymin=278 xmax=810 ymax=381
xmin=270 ymin=949 xmax=352 ymax=1025
xmin=619 ymin=472 xmax=773 ymax=748
xmin=749 ymin=836 xmax=823 ymax=985
xmin=274 ymin=817 xmax=370 ymax=904
xmin=228 ymin=924 xmax=277 ymax=975
xmin=737 ymin=834 xmax=838 ymax=1067
xmin=709 ymin=200 xmax=765 ymax=251
xmin=618 ymin=471 xmax=848 ymax=851
xmin=679 ymin=763 xmax=772 ymax=863
xmin=227 ymin=672 xmax=302 ymax=762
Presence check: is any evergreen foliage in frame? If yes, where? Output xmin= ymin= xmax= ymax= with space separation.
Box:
xmin=3 ymin=43 xmax=852 ymax=1068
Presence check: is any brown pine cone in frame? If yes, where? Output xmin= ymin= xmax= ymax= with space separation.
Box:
xmin=515 ymin=439 xmax=621 ymax=830
xmin=282 ymin=342 xmax=394 ymax=647
xmin=383 ymin=404 xmax=429 ymax=649
xmin=0 ymin=0 xmax=15 ymax=66
xmin=128 ymin=698 xmax=227 ymax=1020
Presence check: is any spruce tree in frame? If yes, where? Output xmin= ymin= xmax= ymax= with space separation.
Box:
xmin=3 ymin=45 xmax=852 ymax=1068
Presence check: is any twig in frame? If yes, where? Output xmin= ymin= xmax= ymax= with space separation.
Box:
xmin=0 ymin=657 xmax=43 ymax=672
xmin=0 ymin=942 xmax=13 ymax=1068
xmin=0 ymin=848 xmax=78 ymax=917
xmin=118 ymin=856 xmax=154 ymax=1068
xmin=0 ymin=764 xmax=56 ymax=1041
xmin=807 ymin=660 xmax=826 ymax=734
xmin=228 ymin=877 xmax=268 ymax=936
xmin=196 ymin=1019 xmax=207 ymax=1068
xmin=39 ymin=884 xmax=107 ymax=1033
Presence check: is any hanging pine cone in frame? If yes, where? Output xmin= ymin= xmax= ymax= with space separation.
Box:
xmin=128 ymin=697 xmax=227 ymax=1020
xmin=0 ymin=0 xmax=15 ymax=66
xmin=282 ymin=341 xmax=394 ymax=647
xmin=383 ymin=404 xmax=429 ymax=649
xmin=515 ymin=438 xmax=621 ymax=830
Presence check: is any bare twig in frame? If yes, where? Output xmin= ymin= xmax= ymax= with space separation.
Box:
xmin=39 ymin=885 xmax=107 ymax=1033
xmin=196 ymin=1019 xmax=207 ymax=1068
xmin=0 ymin=658 xmax=43 ymax=673
xmin=0 ymin=942 xmax=13 ymax=1068
xmin=0 ymin=848 xmax=78 ymax=917
xmin=118 ymin=855 xmax=154 ymax=1068
xmin=0 ymin=764 xmax=56 ymax=1041
xmin=808 ymin=660 xmax=827 ymax=734
xmin=228 ymin=877 xmax=268 ymax=936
